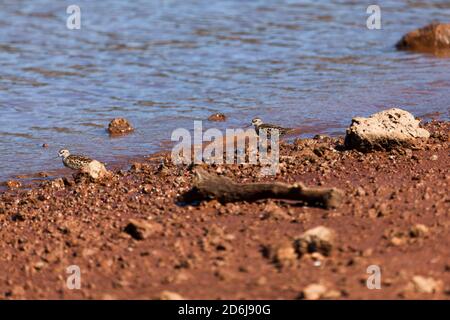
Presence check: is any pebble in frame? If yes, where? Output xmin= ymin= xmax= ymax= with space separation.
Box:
xmin=295 ymin=226 xmax=336 ymax=257
xmin=300 ymin=284 xmax=330 ymax=300
xmin=266 ymin=241 xmax=297 ymax=268
xmin=261 ymin=202 xmax=290 ymax=220
xmin=6 ymin=180 xmax=22 ymax=189
xmin=410 ymin=276 xmax=442 ymax=293
xmin=124 ymin=219 xmax=163 ymax=240
xmin=409 ymin=224 xmax=429 ymax=238
xmin=159 ymin=291 xmax=185 ymax=300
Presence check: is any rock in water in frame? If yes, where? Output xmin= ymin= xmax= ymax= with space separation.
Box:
xmin=107 ymin=118 xmax=134 ymax=135
xmin=344 ymin=108 xmax=430 ymax=152
xmin=207 ymin=113 xmax=227 ymax=122
xmin=396 ymin=23 xmax=450 ymax=55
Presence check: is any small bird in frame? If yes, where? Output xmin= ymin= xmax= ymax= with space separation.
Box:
xmin=251 ymin=118 xmax=293 ymax=136
xmin=58 ymin=149 xmax=94 ymax=170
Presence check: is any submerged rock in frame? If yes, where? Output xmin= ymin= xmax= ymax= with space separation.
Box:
xmin=396 ymin=23 xmax=450 ymax=55
xmin=107 ymin=118 xmax=134 ymax=135
xmin=207 ymin=113 xmax=227 ymax=122
xmin=345 ymin=108 xmax=430 ymax=152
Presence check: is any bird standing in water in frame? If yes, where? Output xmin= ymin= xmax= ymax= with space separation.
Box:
xmin=251 ymin=117 xmax=293 ymax=136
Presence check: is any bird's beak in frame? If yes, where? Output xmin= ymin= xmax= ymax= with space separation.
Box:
xmin=244 ymin=124 xmax=252 ymax=128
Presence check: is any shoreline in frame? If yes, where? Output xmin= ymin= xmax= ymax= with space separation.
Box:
xmin=1 ymin=110 xmax=447 ymax=191
xmin=0 ymin=120 xmax=448 ymax=299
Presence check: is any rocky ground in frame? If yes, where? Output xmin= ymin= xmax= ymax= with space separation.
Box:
xmin=0 ymin=120 xmax=448 ymax=300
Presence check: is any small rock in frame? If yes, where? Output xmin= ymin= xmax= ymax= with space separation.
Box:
xmin=300 ymin=284 xmax=327 ymax=300
xmin=6 ymin=180 xmax=22 ymax=189
xmin=409 ymin=224 xmax=429 ymax=238
xmin=159 ymin=291 xmax=185 ymax=300
xmin=402 ymin=148 xmax=413 ymax=157
xmin=256 ymin=276 xmax=267 ymax=286
xmin=410 ymin=276 xmax=442 ymax=293
xmin=265 ymin=241 xmax=297 ymax=268
xmin=313 ymin=134 xmax=329 ymax=140
xmin=215 ymin=167 xmax=224 ymax=174
xmin=130 ymin=162 xmax=143 ymax=173
xmin=50 ymin=178 xmax=65 ymax=189
xmin=295 ymin=226 xmax=336 ymax=257
xmin=355 ymin=186 xmax=366 ymax=197
xmin=207 ymin=113 xmax=226 ymax=122
xmin=107 ymin=118 xmax=134 ymax=135
xmin=42 ymin=143 xmax=49 ymax=148
xmin=390 ymin=236 xmax=406 ymax=246
xmin=142 ymin=184 xmax=152 ymax=194
xmin=362 ymin=248 xmax=373 ymax=257
xmin=430 ymin=154 xmax=438 ymax=161
xmin=310 ymin=252 xmax=325 ymax=267
xmin=261 ymin=202 xmax=290 ymax=220
xmin=34 ymin=261 xmax=45 ymax=270
xmin=124 ymin=219 xmax=163 ymax=240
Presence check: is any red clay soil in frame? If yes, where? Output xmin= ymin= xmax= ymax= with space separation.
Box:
xmin=0 ymin=121 xmax=448 ymax=300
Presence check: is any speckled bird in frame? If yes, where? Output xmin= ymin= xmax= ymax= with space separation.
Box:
xmin=251 ymin=117 xmax=293 ymax=136
xmin=58 ymin=149 xmax=94 ymax=170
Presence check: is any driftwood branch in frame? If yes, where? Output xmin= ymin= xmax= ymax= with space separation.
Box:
xmin=181 ymin=169 xmax=344 ymax=209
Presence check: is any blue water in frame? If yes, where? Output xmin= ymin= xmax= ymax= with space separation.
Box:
xmin=0 ymin=0 xmax=449 ymax=181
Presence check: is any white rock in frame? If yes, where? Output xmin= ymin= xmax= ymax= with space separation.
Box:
xmin=411 ymin=276 xmax=442 ymax=293
xmin=345 ymin=108 xmax=430 ymax=151
xmin=301 ymin=284 xmax=327 ymax=300
xmin=159 ymin=291 xmax=185 ymax=300
xmin=295 ymin=226 xmax=336 ymax=256
xmin=80 ymin=160 xmax=109 ymax=180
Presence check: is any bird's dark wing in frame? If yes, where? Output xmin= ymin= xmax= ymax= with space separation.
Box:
xmin=260 ymin=124 xmax=293 ymax=133
xmin=70 ymin=155 xmax=93 ymax=162
xmin=260 ymin=124 xmax=279 ymax=129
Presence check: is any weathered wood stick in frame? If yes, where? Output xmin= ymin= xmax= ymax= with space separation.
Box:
xmin=182 ymin=169 xmax=344 ymax=209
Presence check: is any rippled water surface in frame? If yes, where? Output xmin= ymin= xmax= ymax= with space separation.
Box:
xmin=0 ymin=0 xmax=449 ymax=181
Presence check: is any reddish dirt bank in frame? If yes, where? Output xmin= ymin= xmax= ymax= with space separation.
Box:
xmin=0 ymin=121 xmax=448 ymax=300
